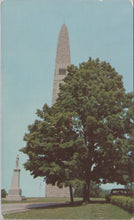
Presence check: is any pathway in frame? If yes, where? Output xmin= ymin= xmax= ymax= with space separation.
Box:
xmin=1 ymin=202 xmax=68 ymax=215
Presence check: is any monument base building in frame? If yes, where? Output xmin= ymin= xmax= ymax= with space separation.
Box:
xmin=45 ymin=184 xmax=70 ymax=198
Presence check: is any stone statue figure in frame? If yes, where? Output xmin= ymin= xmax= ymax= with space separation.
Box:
xmin=16 ymin=154 xmax=19 ymax=168
xmin=5 ymin=153 xmax=23 ymax=201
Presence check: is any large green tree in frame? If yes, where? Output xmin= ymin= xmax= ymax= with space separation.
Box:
xmin=21 ymin=58 xmax=133 ymax=202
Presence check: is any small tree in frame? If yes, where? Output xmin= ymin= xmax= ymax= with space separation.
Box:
xmin=1 ymin=189 xmax=7 ymax=198
xmin=21 ymin=58 xmax=133 ymax=202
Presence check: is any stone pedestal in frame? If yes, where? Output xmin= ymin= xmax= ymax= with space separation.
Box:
xmin=5 ymin=155 xmax=23 ymax=201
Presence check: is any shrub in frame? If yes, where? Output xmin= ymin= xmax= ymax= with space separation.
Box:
xmin=1 ymin=189 xmax=7 ymax=198
xmin=111 ymin=196 xmax=134 ymax=214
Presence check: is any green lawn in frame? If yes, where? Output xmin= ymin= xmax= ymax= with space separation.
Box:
xmin=4 ymin=199 xmax=133 ymax=219
xmin=1 ymin=197 xmax=80 ymax=204
xmin=2 ymin=197 xmax=68 ymax=204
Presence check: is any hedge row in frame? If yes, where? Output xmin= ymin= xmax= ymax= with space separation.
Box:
xmin=111 ymin=196 xmax=134 ymax=214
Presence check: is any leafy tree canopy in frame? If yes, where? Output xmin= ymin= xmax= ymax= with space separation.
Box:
xmin=21 ymin=58 xmax=133 ymax=201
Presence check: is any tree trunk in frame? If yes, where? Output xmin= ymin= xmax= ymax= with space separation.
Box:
xmin=69 ymin=185 xmax=74 ymax=203
xmin=83 ymin=182 xmax=90 ymax=202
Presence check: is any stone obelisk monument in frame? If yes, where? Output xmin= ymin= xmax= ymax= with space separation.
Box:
xmin=5 ymin=155 xmax=23 ymax=201
xmin=52 ymin=24 xmax=71 ymax=104
xmin=45 ymin=24 xmax=71 ymax=197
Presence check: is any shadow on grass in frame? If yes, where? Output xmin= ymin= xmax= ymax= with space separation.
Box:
xmin=27 ymin=199 xmax=106 ymax=210
xmin=89 ymin=199 xmax=106 ymax=204
xmin=27 ymin=201 xmax=82 ymax=210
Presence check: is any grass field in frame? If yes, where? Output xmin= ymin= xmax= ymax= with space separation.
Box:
xmin=2 ymin=197 xmax=106 ymax=204
xmin=1 ymin=197 xmax=81 ymax=204
xmin=1 ymin=197 xmax=71 ymax=204
xmin=3 ymin=198 xmax=133 ymax=219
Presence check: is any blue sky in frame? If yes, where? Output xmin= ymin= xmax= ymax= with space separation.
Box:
xmin=1 ymin=0 xmax=133 ymax=197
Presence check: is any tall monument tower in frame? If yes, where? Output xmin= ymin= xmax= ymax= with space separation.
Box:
xmin=52 ymin=24 xmax=71 ymax=104
xmin=45 ymin=24 xmax=71 ymax=198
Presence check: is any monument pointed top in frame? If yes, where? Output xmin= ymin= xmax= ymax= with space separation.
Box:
xmin=59 ymin=24 xmax=69 ymax=36
xmin=61 ymin=23 xmax=67 ymax=29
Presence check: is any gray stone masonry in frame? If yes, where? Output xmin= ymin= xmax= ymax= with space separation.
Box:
xmin=52 ymin=24 xmax=71 ymax=104
xmin=45 ymin=184 xmax=70 ymax=198
xmin=46 ymin=24 xmax=71 ymax=198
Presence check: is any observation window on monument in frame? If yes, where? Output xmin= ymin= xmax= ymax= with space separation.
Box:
xmin=59 ymin=68 xmax=66 ymax=75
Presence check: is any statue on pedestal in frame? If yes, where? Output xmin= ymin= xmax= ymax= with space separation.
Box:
xmin=16 ymin=154 xmax=19 ymax=169
xmin=4 ymin=154 xmax=24 ymax=201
